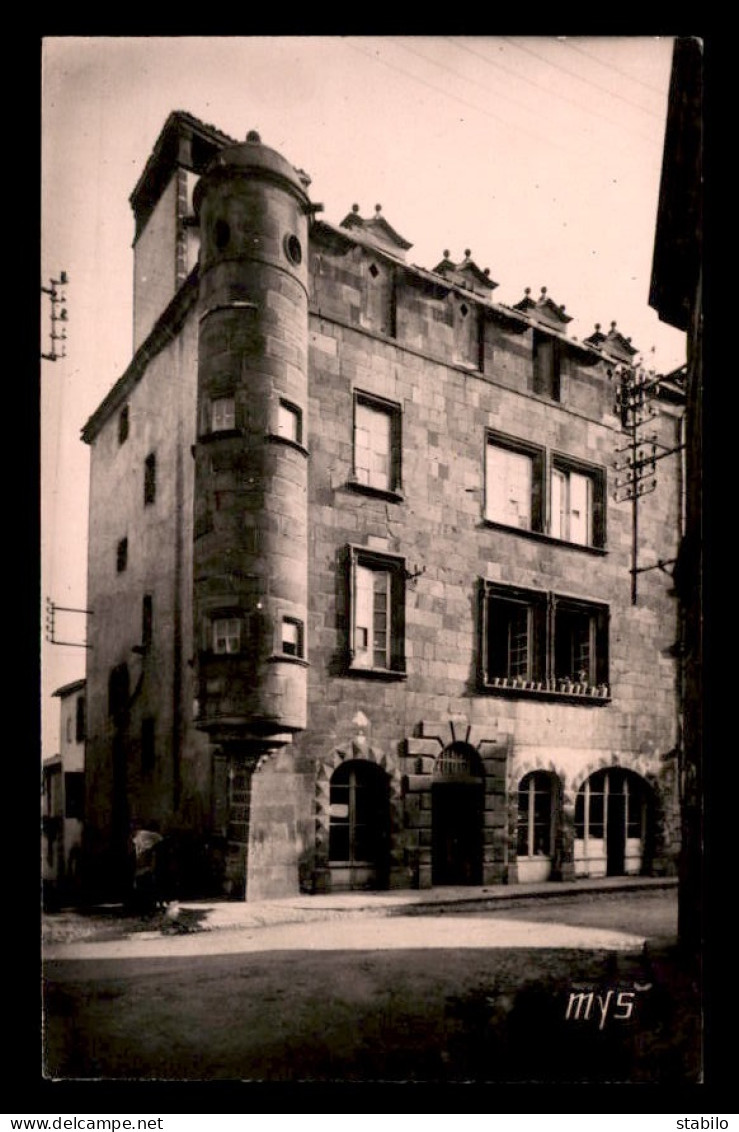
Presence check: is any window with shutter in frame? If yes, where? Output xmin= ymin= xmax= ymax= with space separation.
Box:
xmin=549 ymin=457 xmax=606 ymax=548
xmin=348 ymin=547 xmax=406 ymax=676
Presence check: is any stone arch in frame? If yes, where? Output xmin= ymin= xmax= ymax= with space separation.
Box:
xmin=568 ymin=751 xmax=654 ymax=805
xmin=314 ymin=739 xmax=403 ymax=881
xmin=402 ymin=718 xmax=511 ymax=887
xmin=508 ymin=762 xmax=566 ymax=885
xmin=572 ymin=761 xmax=660 ymax=878
xmin=433 ymin=741 xmax=485 ymax=780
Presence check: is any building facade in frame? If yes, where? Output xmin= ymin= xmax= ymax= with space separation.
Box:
xmin=42 ymin=679 xmax=86 ymax=906
xmin=80 ymin=112 xmax=684 ymax=902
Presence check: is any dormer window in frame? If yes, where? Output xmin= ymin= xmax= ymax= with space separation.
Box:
xmin=533 ymin=331 xmax=561 ymax=401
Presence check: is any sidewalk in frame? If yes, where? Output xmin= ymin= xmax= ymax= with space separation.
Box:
xmin=169 ymin=873 xmax=677 ymax=932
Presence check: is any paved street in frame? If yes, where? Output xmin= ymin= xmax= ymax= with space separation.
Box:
xmin=42 ymin=886 xmax=700 ymax=1084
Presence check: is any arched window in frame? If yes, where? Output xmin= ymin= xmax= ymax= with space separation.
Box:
xmin=575 ymin=769 xmax=652 ymax=877
xmin=329 ymin=760 xmax=390 ymax=872
xmin=517 ymin=771 xmax=554 ymax=858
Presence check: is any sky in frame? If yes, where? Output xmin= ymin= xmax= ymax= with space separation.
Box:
xmin=40 ymin=34 xmax=687 ymax=757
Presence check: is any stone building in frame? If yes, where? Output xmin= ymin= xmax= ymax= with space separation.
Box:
xmin=42 ymin=679 xmax=86 ymax=906
xmin=80 ymin=111 xmax=684 ymax=902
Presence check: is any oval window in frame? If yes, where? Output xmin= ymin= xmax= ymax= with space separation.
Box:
xmin=284 ymin=233 xmax=302 ymax=266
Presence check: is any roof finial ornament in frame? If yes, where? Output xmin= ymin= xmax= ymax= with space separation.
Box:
xmin=595 ymin=322 xmax=601 ymax=331
xmin=443 ymin=249 xmax=450 ymax=259
xmin=541 ymin=286 xmax=547 ymax=296
xmin=352 ymin=203 xmax=360 ymax=213
xmin=484 ymin=268 xmax=490 ymax=277
xmin=611 ymin=320 xmax=617 ymax=330
xmin=464 ymin=248 xmax=471 ymax=258
xmin=524 ymin=287 xmax=531 ymax=296
xmin=246 ymin=129 xmax=261 ymax=143
xmin=375 ymin=203 xmax=382 ymax=214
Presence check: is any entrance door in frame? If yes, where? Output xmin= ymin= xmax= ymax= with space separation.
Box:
xmin=431 ymin=744 xmax=485 ymax=886
xmin=606 ymin=784 xmax=626 ymax=876
xmin=432 ymin=781 xmax=483 ymax=885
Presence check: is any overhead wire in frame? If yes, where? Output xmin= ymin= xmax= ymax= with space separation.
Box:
xmin=558 ymin=36 xmax=669 ymax=97
xmin=343 ymin=38 xmax=587 ymax=159
xmin=442 ymin=36 xmax=661 ymax=145
xmin=500 ymin=36 xmax=665 ymax=120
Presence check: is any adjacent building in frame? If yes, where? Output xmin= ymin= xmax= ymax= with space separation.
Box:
xmin=80 ymin=111 xmax=684 ymax=902
xmin=42 ymin=679 xmax=86 ymax=906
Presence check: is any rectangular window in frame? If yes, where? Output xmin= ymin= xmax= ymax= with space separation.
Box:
xmin=281 ymin=617 xmax=304 ymax=657
xmin=64 ymin=772 xmax=85 ymax=820
xmin=482 ymin=583 xmax=546 ymax=684
xmin=480 ymin=582 xmax=609 ymax=698
xmin=142 ymin=594 xmax=153 ymax=651
xmin=353 ymin=393 xmax=401 ymax=494
xmin=212 ymin=617 xmax=241 ymax=654
xmin=118 ymin=404 xmax=129 ymax=445
xmin=533 ymin=330 xmax=561 ymax=400
xmin=550 ymin=460 xmax=605 ymax=547
xmin=116 ymin=537 xmax=128 ymax=573
xmin=211 ymin=396 xmax=236 ymax=432
xmin=349 ymin=547 xmax=405 ymax=674
xmin=141 ymin=717 xmax=155 ymax=776
xmin=277 ymin=400 xmax=302 ymax=444
xmin=144 ymin=452 xmax=156 ymax=505
xmin=484 ymin=433 xmax=543 ymax=531
xmin=553 ymin=597 xmax=609 ymax=687
xmin=108 ymin=663 xmax=129 ymax=717
xmin=75 ymin=696 xmax=85 ymax=743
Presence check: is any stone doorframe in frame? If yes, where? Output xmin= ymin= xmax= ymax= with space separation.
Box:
xmin=400 ymin=719 xmax=511 ymax=888
xmin=313 ymin=738 xmax=406 ymax=892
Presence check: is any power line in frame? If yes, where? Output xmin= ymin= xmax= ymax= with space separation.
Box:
xmin=559 ymin=37 xmax=668 ymax=98
xmin=442 ymin=36 xmax=658 ymax=145
xmin=395 ymin=39 xmax=568 ymax=134
xmin=500 ymin=36 xmax=664 ymax=121
xmin=344 ymin=38 xmax=604 ymax=162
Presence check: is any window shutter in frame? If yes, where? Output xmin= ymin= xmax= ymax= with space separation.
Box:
xmin=532 ymin=597 xmax=547 ymax=683
xmin=390 ymin=565 xmax=406 ymax=671
xmin=531 ymin=450 xmax=543 ymax=532
xmin=593 ymin=471 xmax=606 ymax=548
xmin=595 ymin=607 xmax=610 ymax=685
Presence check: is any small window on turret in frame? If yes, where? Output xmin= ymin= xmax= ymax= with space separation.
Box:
xmin=277 ymin=400 xmax=302 ymax=444
xmin=211 ymin=397 xmax=236 ymax=432
xmin=284 ymin=234 xmax=302 ymax=266
xmin=281 ymin=617 xmax=304 ymax=658
xmin=212 ymin=617 xmax=241 ymax=655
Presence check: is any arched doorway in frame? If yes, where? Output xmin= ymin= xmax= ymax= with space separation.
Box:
xmin=432 ymin=743 xmax=484 ymax=885
xmin=328 ymin=759 xmax=390 ymax=891
xmin=575 ymin=768 xmax=653 ymax=878
xmin=517 ymin=771 xmax=558 ymax=883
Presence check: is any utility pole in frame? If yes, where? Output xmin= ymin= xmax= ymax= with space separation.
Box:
xmin=45 ymin=596 xmax=92 ymax=649
xmin=41 ymin=271 xmax=69 ymax=362
xmin=614 ymin=363 xmax=684 ymax=604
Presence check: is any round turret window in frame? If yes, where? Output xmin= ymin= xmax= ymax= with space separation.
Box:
xmin=284 ymin=233 xmax=302 ymax=266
